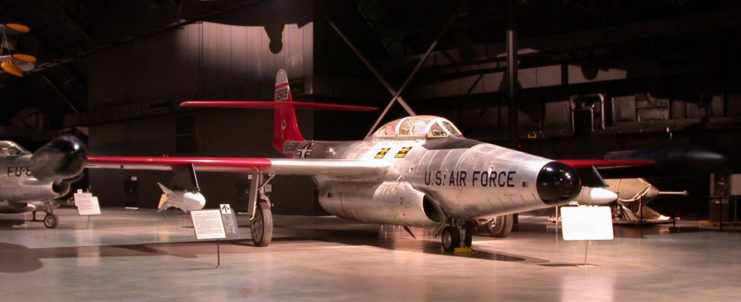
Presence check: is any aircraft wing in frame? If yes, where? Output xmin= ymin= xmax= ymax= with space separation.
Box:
xmin=86 ymin=156 xmax=390 ymax=177
xmin=558 ymin=159 xmax=654 ymax=169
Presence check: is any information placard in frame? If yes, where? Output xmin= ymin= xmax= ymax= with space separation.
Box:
xmin=190 ymin=209 xmax=226 ymax=240
xmin=561 ymin=206 xmax=614 ymax=241
xmin=219 ymin=204 xmax=240 ymax=240
xmin=74 ymin=193 xmax=101 ymax=215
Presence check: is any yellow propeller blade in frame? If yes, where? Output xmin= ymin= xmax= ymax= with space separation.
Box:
xmin=12 ymin=54 xmax=36 ymax=63
xmin=5 ymin=23 xmax=30 ymax=33
xmin=1 ymin=60 xmax=24 ymax=77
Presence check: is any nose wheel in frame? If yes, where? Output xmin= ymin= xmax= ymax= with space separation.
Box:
xmin=440 ymin=220 xmax=474 ymax=252
xmin=43 ymin=213 xmax=58 ymax=228
xmin=31 ymin=201 xmax=59 ymax=228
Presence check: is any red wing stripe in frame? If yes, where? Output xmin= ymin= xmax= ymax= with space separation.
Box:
xmin=87 ymin=156 xmax=272 ymax=170
xmin=558 ymin=159 xmax=654 ymax=169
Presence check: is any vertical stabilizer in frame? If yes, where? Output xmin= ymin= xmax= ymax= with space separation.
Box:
xmin=273 ymin=69 xmax=305 ymax=155
xmin=157 ymin=182 xmax=172 ymax=194
xmin=157 ymin=182 xmax=171 ymax=212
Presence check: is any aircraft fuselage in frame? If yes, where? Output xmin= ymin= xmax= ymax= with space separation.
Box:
xmin=0 ymin=155 xmax=66 ymax=213
xmin=288 ymin=136 xmax=574 ymax=227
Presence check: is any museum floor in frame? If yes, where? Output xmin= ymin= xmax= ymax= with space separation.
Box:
xmin=0 ymin=208 xmax=739 ymax=301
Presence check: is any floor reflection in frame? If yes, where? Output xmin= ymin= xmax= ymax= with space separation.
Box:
xmin=0 ymin=242 xmax=43 ymax=273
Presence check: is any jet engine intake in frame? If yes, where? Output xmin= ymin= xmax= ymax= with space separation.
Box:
xmin=29 ymin=135 xmax=87 ymax=182
xmin=318 ymin=181 xmax=445 ymax=227
xmin=52 ymin=181 xmax=71 ymax=196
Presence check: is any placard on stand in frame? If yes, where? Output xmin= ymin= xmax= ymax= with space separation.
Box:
xmin=561 ymin=206 xmax=614 ymax=267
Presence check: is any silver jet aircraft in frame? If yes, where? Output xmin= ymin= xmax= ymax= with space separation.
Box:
xmin=87 ymin=69 xmax=650 ymax=251
xmin=0 ymin=136 xmax=87 ymax=227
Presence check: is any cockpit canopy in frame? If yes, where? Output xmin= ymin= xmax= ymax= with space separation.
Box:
xmin=0 ymin=141 xmax=30 ymax=156
xmin=373 ymin=115 xmax=463 ymax=139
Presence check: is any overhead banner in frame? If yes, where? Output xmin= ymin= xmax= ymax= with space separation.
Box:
xmin=74 ymin=192 xmax=101 ymax=215
xmin=190 ymin=209 xmax=226 ymax=240
xmin=561 ymin=206 xmax=614 ymax=241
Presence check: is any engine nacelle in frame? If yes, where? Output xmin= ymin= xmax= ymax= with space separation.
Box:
xmin=29 ymin=135 xmax=87 ymax=182
xmin=318 ymin=181 xmax=445 ymax=227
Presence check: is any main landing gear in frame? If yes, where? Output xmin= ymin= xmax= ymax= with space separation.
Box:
xmin=482 ymin=214 xmax=514 ymax=238
xmin=31 ymin=201 xmax=59 ymax=228
xmin=440 ymin=219 xmax=475 ymax=252
xmin=248 ymin=173 xmax=274 ymax=247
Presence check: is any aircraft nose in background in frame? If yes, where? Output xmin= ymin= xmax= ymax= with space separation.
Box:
xmin=536 ymin=161 xmax=581 ymax=205
xmin=29 ymin=135 xmax=88 ymax=182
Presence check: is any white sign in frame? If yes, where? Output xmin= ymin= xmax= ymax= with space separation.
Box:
xmin=561 ymin=206 xmax=614 ymax=241
xmin=190 ymin=210 xmax=226 ymax=240
xmin=220 ymin=204 xmax=232 ymax=215
xmin=74 ymin=193 xmax=101 ymax=215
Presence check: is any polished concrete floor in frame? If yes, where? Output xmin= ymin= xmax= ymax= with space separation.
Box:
xmin=0 ymin=208 xmax=739 ymax=301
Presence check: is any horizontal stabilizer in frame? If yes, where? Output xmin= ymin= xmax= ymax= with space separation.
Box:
xmin=180 ymin=101 xmax=377 ymax=112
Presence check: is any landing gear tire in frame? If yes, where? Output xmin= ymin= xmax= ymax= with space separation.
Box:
xmin=463 ymin=223 xmax=474 ymax=247
xmin=43 ymin=213 xmax=58 ymax=229
xmin=487 ymin=214 xmax=514 ymax=238
xmin=441 ymin=226 xmax=460 ymax=252
xmin=250 ymin=202 xmax=273 ymax=247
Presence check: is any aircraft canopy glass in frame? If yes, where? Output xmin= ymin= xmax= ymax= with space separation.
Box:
xmin=0 ymin=141 xmax=29 ymax=156
xmin=374 ymin=115 xmax=463 ymax=139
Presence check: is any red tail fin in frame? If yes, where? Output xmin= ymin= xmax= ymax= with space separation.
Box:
xmin=272 ymin=69 xmax=305 ymax=155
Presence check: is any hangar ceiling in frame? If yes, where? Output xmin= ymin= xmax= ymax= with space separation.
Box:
xmin=0 ymin=0 xmax=740 ymax=141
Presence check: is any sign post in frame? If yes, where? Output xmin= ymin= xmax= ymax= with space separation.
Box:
xmin=190 ymin=209 xmax=226 ymax=267
xmin=561 ymin=206 xmax=614 ymax=267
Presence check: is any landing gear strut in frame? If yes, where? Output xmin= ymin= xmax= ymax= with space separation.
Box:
xmin=440 ymin=219 xmax=474 ymax=252
xmin=248 ymin=173 xmax=275 ymax=247
xmin=31 ymin=201 xmax=59 ymax=229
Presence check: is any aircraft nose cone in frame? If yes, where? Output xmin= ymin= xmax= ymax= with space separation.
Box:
xmin=29 ymin=135 xmax=87 ymax=182
xmin=536 ymin=161 xmax=581 ymax=205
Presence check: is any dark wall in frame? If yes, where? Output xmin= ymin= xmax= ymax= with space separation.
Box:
xmin=89 ymin=109 xmax=317 ymax=214
xmin=86 ymin=1 xmax=321 ymax=214
xmin=88 ymin=116 xmax=174 ymax=208
xmin=89 ymin=1 xmax=315 ymax=107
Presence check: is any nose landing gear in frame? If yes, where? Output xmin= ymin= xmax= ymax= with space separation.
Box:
xmin=31 ymin=201 xmax=59 ymax=228
xmin=440 ymin=219 xmax=474 ymax=252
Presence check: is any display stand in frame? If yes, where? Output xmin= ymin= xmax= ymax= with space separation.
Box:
xmin=578 ymin=241 xmax=593 ymax=268
xmin=74 ymin=192 xmax=100 ymax=229
xmin=216 ymin=240 xmax=220 ymax=267
xmin=555 ymin=206 xmax=560 ymax=241
xmin=561 ymin=206 xmax=614 ymax=268
xmin=190 ymin=209 xmax=226 ymax=268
